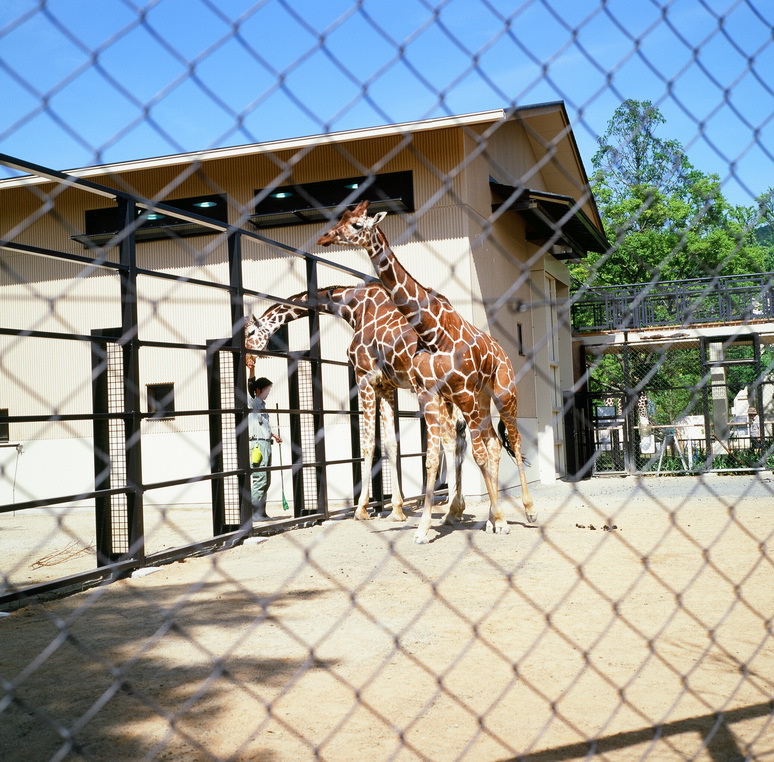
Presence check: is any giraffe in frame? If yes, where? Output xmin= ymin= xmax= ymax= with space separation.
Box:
xmin=317 ymin=200 xmax=536 ymax=544
xmin=244 ymin=282 xmax=467 ymax=523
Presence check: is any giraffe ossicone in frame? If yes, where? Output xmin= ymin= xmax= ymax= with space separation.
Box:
xmin=318 ymin=200 xmax=536 ymax=544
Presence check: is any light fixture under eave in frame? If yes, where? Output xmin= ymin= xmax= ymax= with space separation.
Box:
xmin=248 ymin=197 xmax=409 ymax=229
xmin=194 ymin=200 xmax=218 ymax=208
xmin=343 ymin=183 xmax=359 ymax=189
xmin=271 ymin=191 xmax=293 ymax=199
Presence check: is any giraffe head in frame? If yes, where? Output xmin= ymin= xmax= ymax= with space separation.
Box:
xmin=317 ymin=200 xmax=387 ymax=248
xmin=244 ymin=313 xmax=272 ymax=359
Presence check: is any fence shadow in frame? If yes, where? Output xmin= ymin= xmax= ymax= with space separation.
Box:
xmin=513 ymin=700 xmax=773 ymax=762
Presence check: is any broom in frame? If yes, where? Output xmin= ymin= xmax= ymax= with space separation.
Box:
xmin=277 ymin=404 xmax=290 ymax=511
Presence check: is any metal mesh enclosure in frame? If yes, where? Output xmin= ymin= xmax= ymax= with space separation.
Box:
xmin=1 ymin=1 xmax=773 ymax=760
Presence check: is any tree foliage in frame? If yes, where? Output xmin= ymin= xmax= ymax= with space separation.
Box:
xmin=573 ymin=100 xmax=771 ymax=287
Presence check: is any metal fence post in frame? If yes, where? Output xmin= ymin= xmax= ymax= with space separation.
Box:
xmin=117 ymin=198 xmax=145 ymax=564
xmin=228 ymin=232 xmax=252 ymax=528
xmin=306 ymin=259 xmax=328 ymax=518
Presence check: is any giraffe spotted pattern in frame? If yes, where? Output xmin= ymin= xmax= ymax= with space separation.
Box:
xmin=245 ymin=283 xmax=466 ymax=523
xmin=318 ymin=200 xmax=535 ymax=544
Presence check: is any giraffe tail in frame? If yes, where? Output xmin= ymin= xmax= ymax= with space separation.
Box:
xmin=497 ymin=419 xmax=530 ymax=467
xmin=455 ymin=416 xmax=467 ymax=466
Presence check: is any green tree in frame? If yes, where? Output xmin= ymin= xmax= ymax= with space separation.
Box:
xmin=755 ymin=188 xmax=774 ymax=270
xmin=573 ymin=100 xmax=769 ymax=287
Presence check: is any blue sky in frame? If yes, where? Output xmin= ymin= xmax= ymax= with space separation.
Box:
xmin=1 ymin=0 xmax=772 ymax=206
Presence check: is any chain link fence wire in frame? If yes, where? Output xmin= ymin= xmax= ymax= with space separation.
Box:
xmin=1 ymin=1 xmax=774 ymax=759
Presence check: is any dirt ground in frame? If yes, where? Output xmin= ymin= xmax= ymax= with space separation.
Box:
xmin=1 ymin=474 xmax=773 ymax=761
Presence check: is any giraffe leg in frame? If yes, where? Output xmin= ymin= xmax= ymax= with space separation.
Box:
xmin=414 ymin=394 xmax=442 ymax=544
xmin=440 ymin=401 xmax=466 ymax=525
xmin=501 ymin=412 xmax=536 ymax=523
xmin=379 ymin=396 xmax=406 ymax=522
xmin=451 ymin=393 xmax=508 ymax=535
xmin=354 ymin=381 xmax=376 ymax=521
xmin=496 ymin=387 xmax=536 ymax=524
xmin=482 ymin=429 xmax=508 ymax=534
xmin=468 ymin=427 xmax=507 ymax=534
xmin=464 ymin=396 xmax=509 ymax=535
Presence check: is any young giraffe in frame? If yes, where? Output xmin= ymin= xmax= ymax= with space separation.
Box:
xmin=244 ymin=282 xmax=466 ymax=523
xmin=317 ymin=200 xmax=536 ymax=543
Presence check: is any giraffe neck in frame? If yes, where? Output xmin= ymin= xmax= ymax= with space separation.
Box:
xmin=260 ymin=302 xmax=310 ymax=334
xmin=364 ymin=228 xmax=449 ymax=349
xmin=257 ymin=287 xmax=363 ymax=345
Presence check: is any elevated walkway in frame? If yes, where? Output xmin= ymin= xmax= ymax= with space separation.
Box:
xmin=571 ymin=271 xmax=774 ymax=341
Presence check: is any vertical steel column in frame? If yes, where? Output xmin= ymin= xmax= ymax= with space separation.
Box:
xmin=228 ymin=232 xmax=252 ymax=527
xmin=348 ymin=363 xmax=363 ymax=509
xmin=699 ymin=338 xmax=713 ymax=471
xmin=91 ymin=333 xmax=112 ymax=565
xmin=391 ymin=389 xmax=402 ymax=500
xmin=117 ymin=198 xmax=144 ymax=563
xmin=306 ymin=259 xmax=328 ymax=518
xmin=622 ymin=342 xmax=637 ymax=473
xmin=287 ymin=354 xmax=305 ymax=516
xmin=372 ymin=392 xmax=384 ymax=506
xmin=752 ymin=334 xmax=765 ymax=465
xmin=206 ymin=344 xmax=227 ymax=534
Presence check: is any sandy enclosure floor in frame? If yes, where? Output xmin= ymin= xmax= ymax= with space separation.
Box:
xmin=1 ymin=503 xmax=228 ymax=590
xmin=1 ymin=474 xmax=773 ymax=761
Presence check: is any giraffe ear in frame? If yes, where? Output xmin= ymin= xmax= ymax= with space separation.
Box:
xmin=371 ymin=211 xmax=387 ymax=226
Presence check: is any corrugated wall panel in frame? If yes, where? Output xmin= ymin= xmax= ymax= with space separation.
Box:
xmin=0 ymin=335 xmax=93 ymax=440
xmin=0 ymin=262 xmax=122 ymax=335
xmin=135 ymin=235 xmax=232 ymax=287
xmin=136 ymin=276 xmax=232 ymax=345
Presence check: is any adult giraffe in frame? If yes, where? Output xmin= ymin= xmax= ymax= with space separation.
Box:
xmin=317 ymin=200 xmax=535 ymax=543
xmin=244 ymin=282 xmax=466 ymax=524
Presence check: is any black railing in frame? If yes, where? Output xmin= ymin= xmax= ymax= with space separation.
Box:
xmin=572 ymin=272 xmax=774 ymax=332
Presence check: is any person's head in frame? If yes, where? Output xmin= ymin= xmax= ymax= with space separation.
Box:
xmin=249 ymin=376 xmax=273 ymax=399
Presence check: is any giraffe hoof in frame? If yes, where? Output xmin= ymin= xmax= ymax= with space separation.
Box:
xmin=486 ymin=521 xmax=510 ymax=536
xmin=353 ymin=510 xmax=371 ymax=521
xmin=387 ymin=510 xmax=407 ymax=522
xmin=413 ymin=530 xmax=430 ymax=544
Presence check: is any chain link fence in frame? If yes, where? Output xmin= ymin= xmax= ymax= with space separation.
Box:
xmin=2 ymin=1 xmax=773 ymax=760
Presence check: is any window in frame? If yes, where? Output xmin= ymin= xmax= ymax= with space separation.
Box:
xmin=147 ymin=383 xmax=175 ymax=420
xmin=250 ymin=170 xmax=414 ymax=228
xmin=0 ymin=408 xmax=8 ymax=443
xmin=73 ymin=194 xmax=228 ymax=246
xmin=516 ymin=323 xmax=526 ymax=356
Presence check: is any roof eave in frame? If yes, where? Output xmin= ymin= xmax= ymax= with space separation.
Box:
xmin=0 ymin=109 xmax=512 ymax=190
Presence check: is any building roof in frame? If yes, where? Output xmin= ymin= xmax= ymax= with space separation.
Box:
xmin=1 ymin=108 xmax=514 ymax=188
xmin=1 ymin=101 xmax=572 ymax=182
xmin=1 ymin=102 xmax=606 ymax=249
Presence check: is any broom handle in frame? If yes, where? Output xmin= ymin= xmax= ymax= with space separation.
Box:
xmin=276 ymin=404 xmax=291 ymax=510
xmin=276 ymin=404 xmax=282 ymax=468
